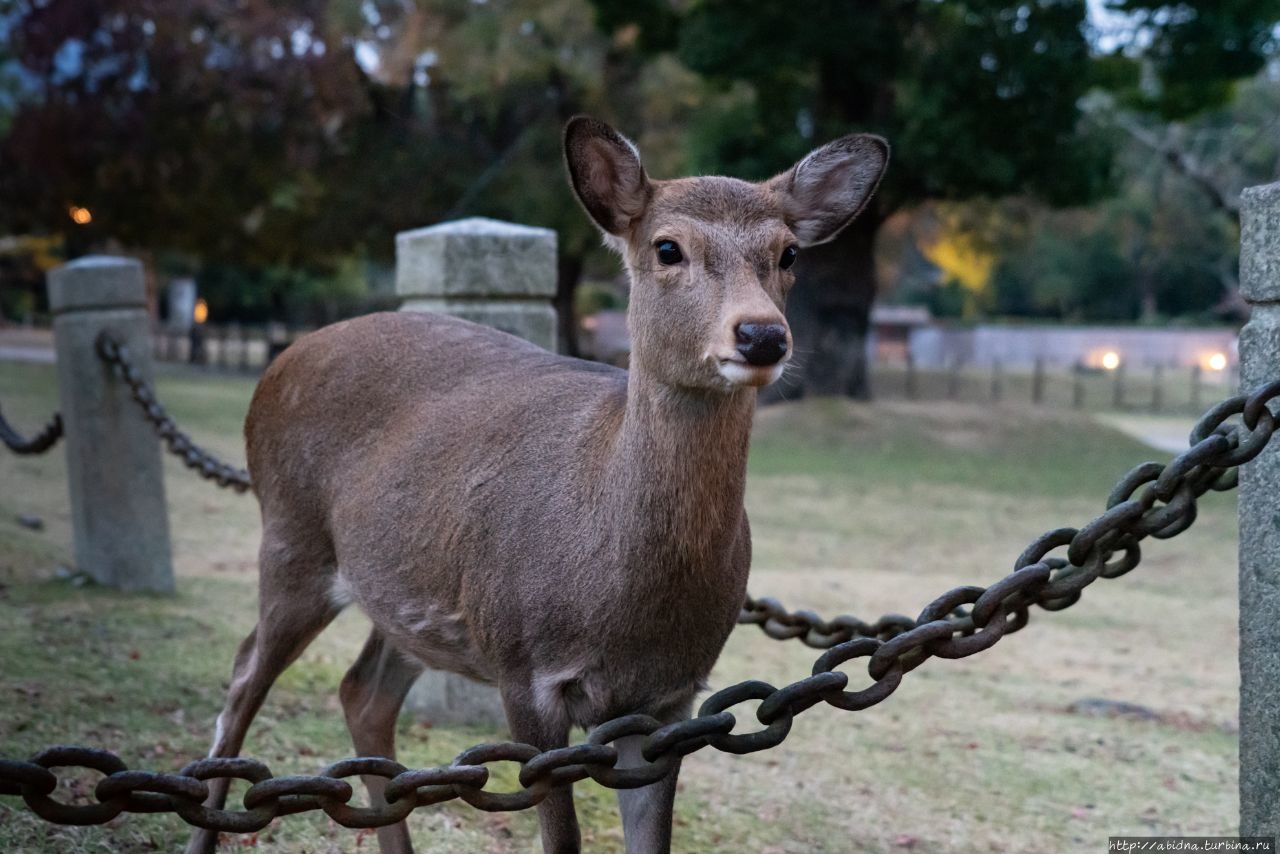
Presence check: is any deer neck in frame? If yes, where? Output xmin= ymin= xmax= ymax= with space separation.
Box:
xmin=603 ymin=369 xmax=755 ymax=566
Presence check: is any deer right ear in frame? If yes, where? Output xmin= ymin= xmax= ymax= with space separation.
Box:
xmin=564 ymin=116 xmax=651 ymax=237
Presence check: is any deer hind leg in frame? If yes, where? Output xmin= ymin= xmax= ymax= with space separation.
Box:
xmin=338 ymin=628 xmax=425 ymax=854
xmin=613 ymin=698 xmax=693 ymax=854
xmin=185 ymin=534 xmax=342 ymax=854
xmin=501 ymin=683 xmax=580 ymax=854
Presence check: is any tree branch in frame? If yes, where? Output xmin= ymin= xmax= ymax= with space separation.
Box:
xmin=1113 ymin=115 xmax=1240 ymax=224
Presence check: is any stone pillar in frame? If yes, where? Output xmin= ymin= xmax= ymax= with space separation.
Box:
xmin=395 ymin=217 xmax=558 ymax=729
xmin=396 ymin=217 xmax=557 ymax=344
xmin=48 ymin=257 xmax=174 ymax=593
xmin=1239 ymin=182 xmax=1280 ymax=836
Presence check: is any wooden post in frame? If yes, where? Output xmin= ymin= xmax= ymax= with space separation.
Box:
xmin=905 ymin=350 xmax=917 ymax=400
xmin=948 ymin=358 xmax=962 ymax=400
xmin=1032 ymin=357 xmax=1045 ymax=406
xmin=1150 ymin=363 xmax=1163 ymax=413
xmin=1112 ymin=364 xmax=1126 ymax=409
xmin=1239 ymin=182 xmax=1280 ymax=836
xmin=990 ymin=360 xmax=1003 ymax=403
xmin=1072 ymin=364 xmax=1085 ymax=409
xmin=217 ymin=325 xmax=230 ymax=370
xmin=1191 ymin=364 xmax=1202 ymax=412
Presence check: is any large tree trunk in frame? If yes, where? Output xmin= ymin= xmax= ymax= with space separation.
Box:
xmin=555 ymin=251 xmax=584 ymax=357
xmin=775 ymin=204 xmax=882 ymax=400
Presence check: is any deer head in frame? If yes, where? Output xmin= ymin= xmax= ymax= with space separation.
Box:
xmin=564 ymin=116 xmax=889 ymax=393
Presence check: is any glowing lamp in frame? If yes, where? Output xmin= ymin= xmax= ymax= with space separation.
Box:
xmin=1101 ymin=351 xmax=1120 ymax=371
xmin=69 ymin=206 xmax=92 ymax=225
xmin=1207 ymin=353 xmax=1227 ymax=372
xmin=193 ymin=298 xmax=209 ymax=325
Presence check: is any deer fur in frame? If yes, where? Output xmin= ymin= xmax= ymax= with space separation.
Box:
xmin=188 ymin=116 xmax=887 ymax=854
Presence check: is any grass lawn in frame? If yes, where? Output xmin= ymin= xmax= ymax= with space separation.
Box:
xmin=0 ymin=359 xmax=1241 ymax=853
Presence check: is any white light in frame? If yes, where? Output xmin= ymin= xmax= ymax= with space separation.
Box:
xmin=1207 ymin=352 xmax=1227 ymax=372
xmin=1101 ymin=351 xmax=1120 ymax=371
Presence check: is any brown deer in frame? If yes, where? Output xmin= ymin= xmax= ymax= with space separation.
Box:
xmin=187 ymin=116 xmax=887 ymax=854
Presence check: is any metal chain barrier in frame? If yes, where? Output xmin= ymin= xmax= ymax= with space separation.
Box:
xmin=95 ymin=332 xmax=251 ymax=493
xmin=0 ymin=406 xmax=62 ymax=455
xmin=0 ymin=380 xmax=1276 ymax=834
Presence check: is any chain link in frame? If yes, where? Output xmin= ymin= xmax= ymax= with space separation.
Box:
xmin=0 ymin=379 xmax=1276 ymax=835
xmin=0 ymin=406 xmax=62 ymax=455
xmin=95 ymin=332 xmax=252 ymax=492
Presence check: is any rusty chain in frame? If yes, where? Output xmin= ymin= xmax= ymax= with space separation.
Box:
xmin=0 ymin=406 xmax=62 ymax=455
xmin=95 ymin=332 xmax=252 ymax=493
xmin=1 ymin=378 xmax=1276 ymax=835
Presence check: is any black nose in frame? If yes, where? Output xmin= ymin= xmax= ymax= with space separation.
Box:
xmin=735 ymin=323 xmax=789 ymax=367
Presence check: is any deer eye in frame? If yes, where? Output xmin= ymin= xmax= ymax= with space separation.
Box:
xmin=779 ymin=245 xmax=799 ymax=270
xmin=655 ymin=240 xmax=683 ymax=265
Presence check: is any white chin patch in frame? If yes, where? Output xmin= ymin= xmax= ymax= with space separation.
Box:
xmin=718 ymin=361 xmax=785 ymax=387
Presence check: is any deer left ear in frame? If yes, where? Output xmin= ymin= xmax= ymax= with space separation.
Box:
xmin=768 ymin=134 xmax=889 ymax=247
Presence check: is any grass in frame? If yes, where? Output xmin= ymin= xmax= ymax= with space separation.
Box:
xmin=0 ymin=359 xmax=1242 ymax=852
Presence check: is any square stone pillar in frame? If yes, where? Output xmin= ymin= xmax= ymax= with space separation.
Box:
xmin=1239 ymin=182 xmax=1280 ymax=836
xmin=395 ymin=217 xmax=558 ymax=728
xmin=48 ymin=257 xmax=174 ymax=593
xmin=396 ymin=217 xmax=558 ymax=349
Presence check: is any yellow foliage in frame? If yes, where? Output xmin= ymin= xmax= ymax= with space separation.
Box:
xmin=0 ymin=234 xmax=65 ymax=271
xmin=921 ymin=229 xmax=994 ymax=294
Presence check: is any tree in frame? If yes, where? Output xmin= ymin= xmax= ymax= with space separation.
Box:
xmin=589 ymin=0 xmax=1279 ymax=397
xmin=0 ymin=1 xmax=381 ymax=264
xmin=0 ymin=0 xmax=710 ymax=349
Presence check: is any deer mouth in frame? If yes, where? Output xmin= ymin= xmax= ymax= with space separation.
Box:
xmin=716 ymin=356 xmax=788 ymax=388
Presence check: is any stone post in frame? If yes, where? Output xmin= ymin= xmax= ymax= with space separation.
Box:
xmin=1239 ymin=182 xmax=1280 ymax=836
xmin=48 ymin=257 xmax=174 ymax=593
xmin=395 ymin=217 xmax=558 ymax=729
xmin=396 ymin=217 xmax=557 ymax=344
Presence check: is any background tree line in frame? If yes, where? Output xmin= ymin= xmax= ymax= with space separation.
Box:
xmin=1 ymin=0 xmax=1277 ymax=395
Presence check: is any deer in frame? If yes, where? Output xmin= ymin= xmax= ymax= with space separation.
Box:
xmin=187 ymin=116 xmax=887 ymax=854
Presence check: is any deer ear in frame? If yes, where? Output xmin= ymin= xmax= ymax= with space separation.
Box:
xmin=564 ymin=116 xmax=652 ymax=237
xmin=769 ymin=134 xmax=889 ymax=247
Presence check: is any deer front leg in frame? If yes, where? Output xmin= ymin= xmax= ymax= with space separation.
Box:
xmin=500 ymin=684 xmax=580 ymax=854
xmin=613 ymin=699 xmax=693 ymax=854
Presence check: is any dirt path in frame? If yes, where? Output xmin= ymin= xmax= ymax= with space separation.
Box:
xmin=1095 ymin=412 xmax=1197 ymax=455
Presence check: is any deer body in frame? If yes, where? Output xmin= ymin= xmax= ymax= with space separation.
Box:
xmin=190 ymin=117 xmax=887 ymax=854
xmin=251 ymin=310 xmax=751 ymax=719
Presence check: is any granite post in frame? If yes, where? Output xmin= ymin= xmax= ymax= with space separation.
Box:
xmin=48 ymin=257 xmax=174 ymax=593
xmin=395 ymin=217 xmax=558 ymax=729
xmin=1239 ymin=182 xmax=1280 ymax=836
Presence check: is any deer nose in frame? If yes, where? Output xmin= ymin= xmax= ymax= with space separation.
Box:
xmin=734 ymin=323 xmax=789 ymax=367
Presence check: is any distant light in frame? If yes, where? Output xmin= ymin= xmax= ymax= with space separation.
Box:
xmin=69 ymin=205 xmax=92 ymax=225
xmin=1101 ymin=351 xmax=1121 ymax=371
xmin=1207 ymin=352 xmax=1228 ymax=372
xmin=193 ymin=298 xmax=209 ymax=325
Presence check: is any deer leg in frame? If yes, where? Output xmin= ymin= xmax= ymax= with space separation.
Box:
xmin=186 ymin=541 xmax=341 ymax=854
xmin=338 ymin=628 xmax=425 ymax=854
xmin=613 ymin=699 xmax=693 ymax=854
xmin=501 ymin=685 xmax=579 ymax=854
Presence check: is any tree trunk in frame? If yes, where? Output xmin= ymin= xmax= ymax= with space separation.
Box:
xmin=555 ymin=251 xmax=584 ymax=357
xmin=773 ymin=204 xmax=882 ymax=400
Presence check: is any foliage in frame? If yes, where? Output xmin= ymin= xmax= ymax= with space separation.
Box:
xmin=597 ymin=0 xmax=1115 ymax=210
xmin=1099 ymin=0 xmax=1280 ymax=119
xmin=1 ymin=1 xmax=1277 ymax=334
xmin=928 ymin=70 xmax=1280 ymax=323
xmin=0 ymin=0 xmax=710 ymax=324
